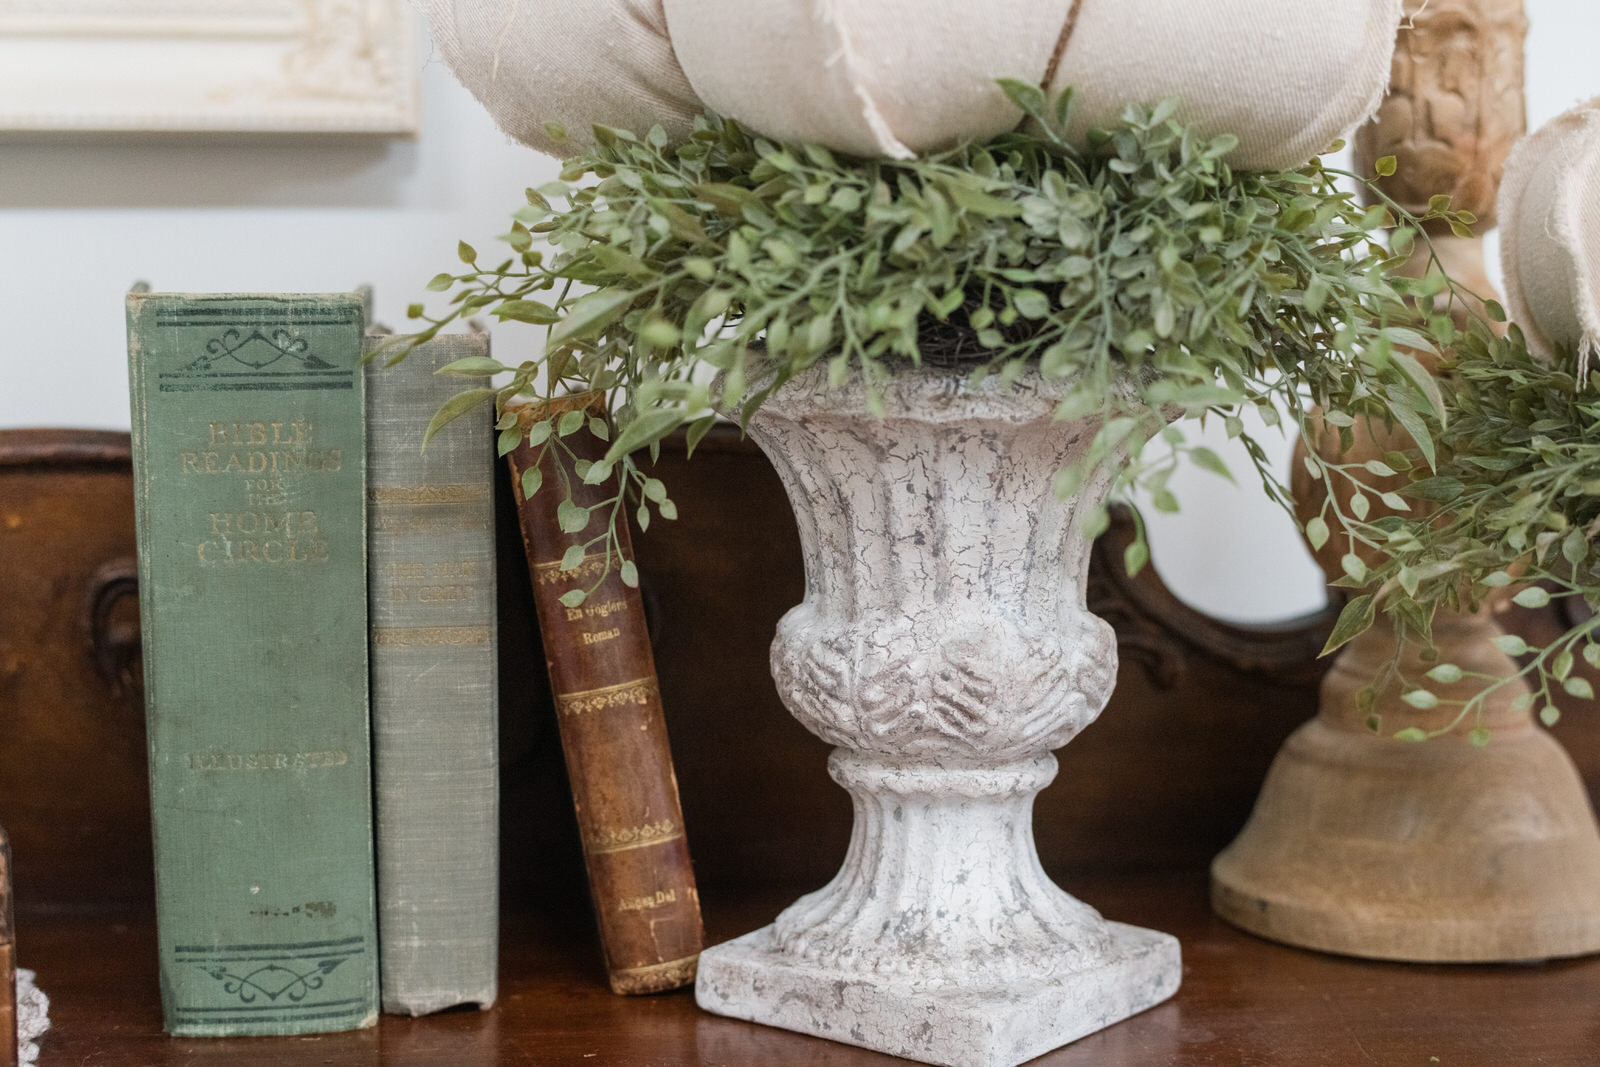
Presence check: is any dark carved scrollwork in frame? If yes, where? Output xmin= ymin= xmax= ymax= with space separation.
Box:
xmin=1086 ymin=505 xmax=1342 ymax=690
xmin=83 ymin=558 xmax=144 ymax=716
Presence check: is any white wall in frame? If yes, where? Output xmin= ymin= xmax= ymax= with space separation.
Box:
xmin=1 ymin=4 xmax=1595 ymax=622
xmin=0 ymin=39 xmax=561 ymax=431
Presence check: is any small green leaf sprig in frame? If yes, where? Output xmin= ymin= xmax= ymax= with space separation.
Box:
xmin=396 ymin=84 xmax=1469 ymax=604
xmin=1320 ymin=313 xmax=1600 ymax=742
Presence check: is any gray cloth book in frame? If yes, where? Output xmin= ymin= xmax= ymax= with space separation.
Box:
xmin=366 ymin=332 xmax=499 ymax=1015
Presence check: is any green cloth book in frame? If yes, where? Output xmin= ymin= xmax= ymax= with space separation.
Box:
xmin=366 ymin=332 xmax=499 ymax=1015
xmin=126 ymin=293 xmax=378 ymax=1037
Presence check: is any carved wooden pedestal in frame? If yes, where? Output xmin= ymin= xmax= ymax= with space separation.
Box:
xmin=1213 ymin=613 xmax=1600 ymax=961
xmin=694 ymin=364 xmax=1180 ymax=1067
xmin=1214 ymin=0 xmax=1600 ymax=962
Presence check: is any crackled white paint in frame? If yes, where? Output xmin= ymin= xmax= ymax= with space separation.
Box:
xmin=695 ymin=363 xmax=1181 ymax=1067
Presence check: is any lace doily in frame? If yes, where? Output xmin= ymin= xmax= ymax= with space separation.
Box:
xmin=17 ymin=969 xmax=48 ymax=1065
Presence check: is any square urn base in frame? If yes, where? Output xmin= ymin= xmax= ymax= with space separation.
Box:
xmin=695 ymin=920 xmax=1181 ymax=1067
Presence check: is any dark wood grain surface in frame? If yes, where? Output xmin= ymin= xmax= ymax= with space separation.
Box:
xmin=23 ymin=871 xmax=1600 ymax=1067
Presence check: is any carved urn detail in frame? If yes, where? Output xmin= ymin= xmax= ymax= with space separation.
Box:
xmin=760 ymin=365 xmax=1120 ymax=762
xmin=695 ymin=362 xmax=1179 ymax=1067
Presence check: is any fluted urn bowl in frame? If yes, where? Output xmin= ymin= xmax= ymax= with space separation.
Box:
xmin=693 ymin=360 xmax=1180 ymax=1067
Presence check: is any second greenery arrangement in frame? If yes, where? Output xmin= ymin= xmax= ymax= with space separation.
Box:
xmin=1322 ymin=314 xmax=1600 ymax=738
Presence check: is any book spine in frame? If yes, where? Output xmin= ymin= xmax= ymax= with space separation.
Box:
xmin=505 ymin=396 xmax=704 ymax=994
xmin=126 ymin=293 xmax=377 ymax=1036
xmin=366 ymin=333 xmax=499 ymax=1015
xmin=1 ymin=824 xmax=14 ymax=1067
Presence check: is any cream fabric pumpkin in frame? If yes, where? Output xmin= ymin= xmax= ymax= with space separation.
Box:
xmin=426 ymin=0 xmax=702 ymax=157
xmin=1051 ymin=0 xmax=1403 ymax=171
xmin=426 ymin=0 xmax=1401 ymax=170
xmin=1499 ymin=99 xmax=1600 ymax=374
xmin=661 ymin=0 xmax=1076 ymax=159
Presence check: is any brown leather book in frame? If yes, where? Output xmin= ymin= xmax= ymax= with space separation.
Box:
xmin=504 ymin=394 xmax=703 ymax=994
xmin=1 ymin=822 xmax=15 ymax=1067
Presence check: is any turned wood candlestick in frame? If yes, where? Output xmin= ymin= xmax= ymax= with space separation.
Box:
xmin=1213 ymin=0 xmax=1600 ymax=962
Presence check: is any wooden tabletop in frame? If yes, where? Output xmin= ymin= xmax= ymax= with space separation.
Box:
xmin=23 ymin=870 xmax=1600 ymax=1067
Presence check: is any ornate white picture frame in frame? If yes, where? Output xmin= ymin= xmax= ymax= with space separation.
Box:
xmin=0 ymin=0 xmax=418 ymax=134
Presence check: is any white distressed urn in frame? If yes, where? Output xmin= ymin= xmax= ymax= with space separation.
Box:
xmin=694 ymin=362 xmax=1180 ymax=1067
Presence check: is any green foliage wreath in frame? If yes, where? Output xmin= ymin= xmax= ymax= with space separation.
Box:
xmin=391 ymin=84 xmax=1469 ymax=609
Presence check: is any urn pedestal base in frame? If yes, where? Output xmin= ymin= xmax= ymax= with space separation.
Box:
xmin=697 ymin=920 xmax=1179 ymax=1067
xmin=696 ymin=752 xmax=1181 ymax=1067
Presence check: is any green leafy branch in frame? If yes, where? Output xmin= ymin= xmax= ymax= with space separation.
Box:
xmin=1319 ymin=310 xmax=1600 ymax=736
xmin=386 ymin=84 xmax=1471 ymax=603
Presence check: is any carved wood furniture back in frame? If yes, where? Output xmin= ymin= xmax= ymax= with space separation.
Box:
xmin=0 ymin=431 xmax=147 ymax=914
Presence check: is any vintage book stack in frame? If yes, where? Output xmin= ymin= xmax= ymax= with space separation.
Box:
xmin=126 ymin=293 xmax=379 ymax=1036
xmin=506 ymin=396 xmax=705 ymax=993
xmin=365 ymin=332 xmax=499 ymax=1015
xmin=125 ymin=292 xmax=700 ymax=1038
